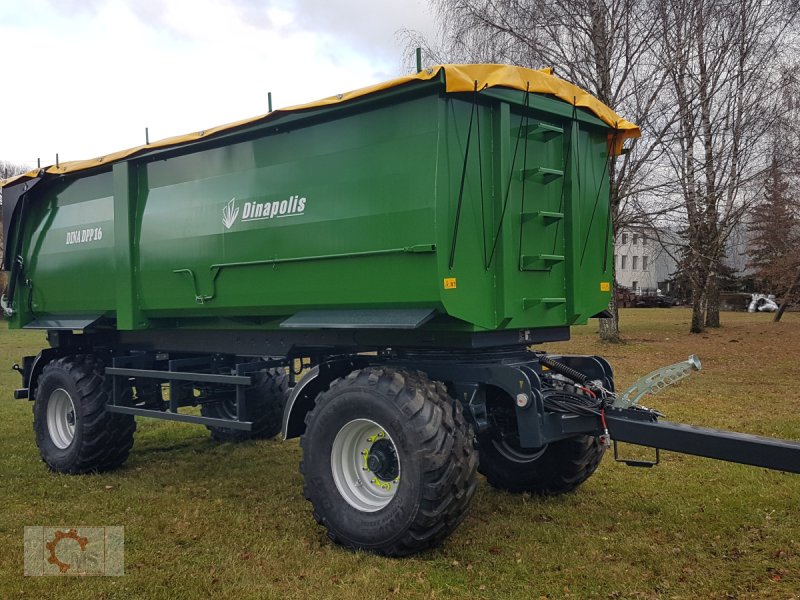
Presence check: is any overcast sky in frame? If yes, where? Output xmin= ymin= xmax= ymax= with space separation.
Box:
xmin=0 ymin=0 xmax=437 ymax=167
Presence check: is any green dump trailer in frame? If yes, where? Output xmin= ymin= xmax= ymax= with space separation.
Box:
xmin=3 ymin=64 xmax=799 ymax=556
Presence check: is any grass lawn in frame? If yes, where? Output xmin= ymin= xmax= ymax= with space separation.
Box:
xmin=0 ymin=309 xmax=798 ymax=599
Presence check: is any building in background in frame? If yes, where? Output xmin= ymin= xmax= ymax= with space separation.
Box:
xmin=614 ymin=228 xmax=678 ymax=294
xmin=614 ymin=224 xmax=751 ymax=297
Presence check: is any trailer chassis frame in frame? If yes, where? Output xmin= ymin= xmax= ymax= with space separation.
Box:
xmin=13 ymin=339 xmax=800 ymax=476
xmin=104 ymin=353 xmax=290 ymax=431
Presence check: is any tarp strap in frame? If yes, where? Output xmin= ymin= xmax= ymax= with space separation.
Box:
xmin=580 ymin=126 xmax=615 ymax=268
xmin=448 ymin=80 xmax=481 ymax=270
xmin=600 ymin=128 xmax=621 ymax=273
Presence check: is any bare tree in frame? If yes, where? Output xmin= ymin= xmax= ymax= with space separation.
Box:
xmin=403 ymin=0 xmax=678 ymax=342
xmin=745 ymin=63 xmax=800 ymax=322
xmin=656 ymin=0 xmax=799 ymax=333
xmin=782 ymin=64 xmax=800 ymax=176
xmin=747 ymin=155 xmax=800 ymax=321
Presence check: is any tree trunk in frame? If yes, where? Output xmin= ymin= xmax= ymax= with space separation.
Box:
xmin=599 ymin=284 xmax=621 ymax=343
xmin=774 ymin=267 xmax=800 ymax=322
xmin=774 ymin=301 xmax=789 ymax=322
xmin=705 ymin=270 xmax=720 ymax=328
xmin=691 ymin=295 xmax=705 ymax=333
xmin=690 ymin=271 xmax=707 ymax=334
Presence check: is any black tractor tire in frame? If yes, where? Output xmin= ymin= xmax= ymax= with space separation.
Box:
xmin=33 ymin=355 xmax=136 ymax=474
xmin=478 ymin=432 xmax=605 ymax=495
xmin=300 ymin=367 xmax=478 ymax=556
xmin=201 ymin=368 xmax=288 ymax=442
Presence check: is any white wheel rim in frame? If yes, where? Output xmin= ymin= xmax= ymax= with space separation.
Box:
xmin=331 ymin=419 xmax=401 ymax=512
xmin=47 ymin=388 xmax=77 ymax=449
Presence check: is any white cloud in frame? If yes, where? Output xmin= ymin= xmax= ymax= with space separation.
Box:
xmin=0 ymin=0 xmax=436 ymax=167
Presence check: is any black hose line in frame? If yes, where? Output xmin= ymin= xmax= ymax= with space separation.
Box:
xmin=539 ymin=356 xmax=589 ymax=385
xmin=542 ymin=390 xmax=602 ymax=417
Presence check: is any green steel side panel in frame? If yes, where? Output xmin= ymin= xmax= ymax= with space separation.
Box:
xmin=434 ymin=91 xmax=610 ymax=331
xmin=14 ymin=172 xmax=116 ymax=326
xmin=564 ymin=123 xmax=614 ymax=323
xmin=434 ymin=95 xmax=499 ymax=330
xmin=136 ymin=95 xmax=442 ymax=320
xmin=8 ymin=82 xmax=613 ymax=336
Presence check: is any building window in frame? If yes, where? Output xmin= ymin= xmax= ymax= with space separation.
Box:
xmin=621 ymin=255 xmax=627 ymax=269
xmin=632 ymin=256 xmax=639 ymax=270
xmin=632 ymin=234 xmax=639 ymax=245
xmin=632 ymin=280 xmax=638 ymax=291
xmin=621 ymin=233 xmax=628 ymax=244
xmin=642 ymin=255 xmax=648 ymax=270
xmin=642 ymin=236 xmax=647 ymax=246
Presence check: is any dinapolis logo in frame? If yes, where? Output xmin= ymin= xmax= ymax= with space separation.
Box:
xmin=222 ymin=195 xmax=307 ymax=229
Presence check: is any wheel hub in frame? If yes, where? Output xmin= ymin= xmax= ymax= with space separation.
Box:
xmin=331 ymin=419 xmax=401 ymax=512
xmin=46 ymin=388 xmax=77 ymax=450
xmin=366 ymin=438 xmax=399 ymax=482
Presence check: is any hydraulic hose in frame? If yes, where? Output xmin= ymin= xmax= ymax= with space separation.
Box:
xmin=539 ymin=356 xmax=589 ymax=385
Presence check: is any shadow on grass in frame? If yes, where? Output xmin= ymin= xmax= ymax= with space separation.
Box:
xmin=132 ymin=437 xmax=219 ymax=456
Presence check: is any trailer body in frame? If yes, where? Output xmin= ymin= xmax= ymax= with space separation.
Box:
xmin=3 ymin=71 xmax=621 ymax=340
xmin=3 ymin=64 xmax=797 ymax=558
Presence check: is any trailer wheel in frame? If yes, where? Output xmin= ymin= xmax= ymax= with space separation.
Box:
xmin=300 ymin=368 xmax=477 ymax=556
xmin=478 ymin=390 xmax=604 ymax=494
xmin=478 ymin=433 xmax=604 ymax=494
xmin=201 ymin=368 xmax=288 ymax=442
xmin=33 ymin=355 xmax=136 ymax=474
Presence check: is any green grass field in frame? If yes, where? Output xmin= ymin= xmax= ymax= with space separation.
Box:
xmin=0 ymin=309 xmax=798 ymax=599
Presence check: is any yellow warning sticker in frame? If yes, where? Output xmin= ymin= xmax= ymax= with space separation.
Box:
xmin=444 ymin=278 xmax=457 ymax=290
xmin=600 ymin=282 xmax=611 ymax=292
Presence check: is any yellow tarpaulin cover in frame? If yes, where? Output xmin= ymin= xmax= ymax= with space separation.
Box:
xmin=2 ymin=64 xmax=639 ymax=188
